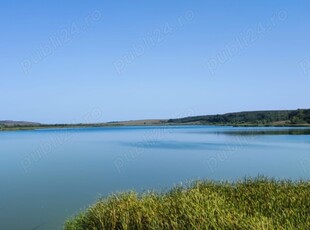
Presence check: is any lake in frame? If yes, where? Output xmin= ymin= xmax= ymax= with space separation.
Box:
xmin=1 ymin=126 xmax=310 ymax=229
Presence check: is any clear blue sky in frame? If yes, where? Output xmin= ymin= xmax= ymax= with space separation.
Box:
xmin=1 ymin=1 xmax=310 ymax=124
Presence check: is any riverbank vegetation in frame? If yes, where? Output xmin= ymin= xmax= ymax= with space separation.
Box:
xmin=65 ymin=177 xmax=310 ymax=229
xmin=1 ymin=109 xmax=310 ymax=132
xmin=169 ymin=109 xmax=310 ymax=126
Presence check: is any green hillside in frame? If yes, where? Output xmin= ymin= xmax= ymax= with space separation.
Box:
xmin=168 ymin=109 xmax=310 ymax=126
xmin=1 ymin=109 xmax=310 ymax=131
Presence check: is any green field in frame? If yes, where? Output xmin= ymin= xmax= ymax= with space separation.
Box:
xmin=65 ymin=177 xmax=310 ymax=230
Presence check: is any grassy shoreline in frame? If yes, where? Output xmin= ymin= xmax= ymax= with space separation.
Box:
xmin=2 ymin=109 xmax=310 ymax=131
xmin=65 ymin=177 xmax=310 ymax=229
xmin=1 ymin=123 xmax=310 ymax=132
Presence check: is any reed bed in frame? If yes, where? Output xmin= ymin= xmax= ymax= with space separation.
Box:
xmin=65 ymin=177 xmax=310 ymax=230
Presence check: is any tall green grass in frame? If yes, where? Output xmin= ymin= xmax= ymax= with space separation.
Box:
xmin=65 ymin=177 xmax=310 ymax=230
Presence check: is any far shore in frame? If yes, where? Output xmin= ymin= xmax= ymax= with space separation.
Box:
xmin=2 ymin=109 xmax=310 ymax=131
xmin=1 ymin=122 xmax=310 ymax=132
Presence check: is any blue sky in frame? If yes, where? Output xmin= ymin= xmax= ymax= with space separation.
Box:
xmin=1 ymin=1 xmax=310 ymax=123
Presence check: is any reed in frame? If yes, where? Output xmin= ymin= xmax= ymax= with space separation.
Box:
xmin=65 ymin=177 xmax=310 ymax=229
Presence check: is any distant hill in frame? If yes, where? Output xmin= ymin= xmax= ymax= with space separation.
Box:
xmin=0 ymin=120 xmax=41 ymax=127
xmin=167 ymin=109 xmax=310 ymax=126
xmin=1 ymin=109 xmax=310 ymax=131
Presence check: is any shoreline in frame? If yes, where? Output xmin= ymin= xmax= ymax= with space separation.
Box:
xmin=2 ymin=109 xmax=310 ymax=131
xmin=1 ymin=123 xmax=310 ymax=132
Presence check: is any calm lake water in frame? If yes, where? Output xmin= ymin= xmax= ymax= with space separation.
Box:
xmin=1 ymin=126 xmax=310 ymax=229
